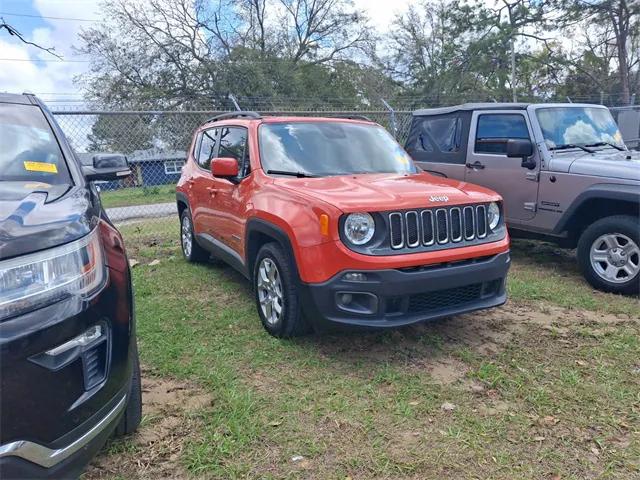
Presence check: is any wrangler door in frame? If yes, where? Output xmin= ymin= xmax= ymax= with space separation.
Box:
xmin=465 ymin=110 xmax=540 ymax=222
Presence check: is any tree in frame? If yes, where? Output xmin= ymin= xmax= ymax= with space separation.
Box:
xmin=0 ymin=18 xmax=61 ymax=58
xmin=76 ymin=0 xmax=379 ymax=109
xmin=560 ymin=0 xmax=639 ymax=105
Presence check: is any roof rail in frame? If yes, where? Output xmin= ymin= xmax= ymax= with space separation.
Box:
xmin=206 ymin=111 xmax=261 ymax=123
xmin=328 ymin=114 xmax=373 ymax=122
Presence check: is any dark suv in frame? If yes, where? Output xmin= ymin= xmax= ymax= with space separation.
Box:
xmin=0 ymin=93 xmax=141 ymax=479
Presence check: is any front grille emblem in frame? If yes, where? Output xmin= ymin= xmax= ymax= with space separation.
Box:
xmin=429 ymin=195 xmax=449 ymax=203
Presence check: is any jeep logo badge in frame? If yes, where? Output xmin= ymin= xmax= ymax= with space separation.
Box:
xmin=429 ymin=195 xmax=449 ymax=202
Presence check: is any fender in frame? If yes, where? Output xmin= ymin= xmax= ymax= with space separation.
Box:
xmin=245 ymin=218 xmax=300 ymax=280
xmin=175 ymin=191 xmax=189 ymax=210
xmin=553 ymin=183 xmax=640 ymax=235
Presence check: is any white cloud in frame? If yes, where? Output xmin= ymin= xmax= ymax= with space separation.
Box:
xmin=354 ymin=0 xmax=412 ymax=30
xmin=0 ymin=0 xmax=101 ymax=102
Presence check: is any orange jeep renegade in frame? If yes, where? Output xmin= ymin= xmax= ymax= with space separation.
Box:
xmin=176 ymin=112 xmax=511 ymax=337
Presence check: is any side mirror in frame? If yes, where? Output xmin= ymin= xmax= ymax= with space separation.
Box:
xmin=82 ymin=154 xmax=131 ymax=181
xmin=506 ymin=139 xmax=536 ymax=170
xmin=211 ymin=157 xmax=238 ymax=178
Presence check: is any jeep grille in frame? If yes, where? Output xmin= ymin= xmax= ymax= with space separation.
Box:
xmin=389 ymin=204 xmax=489 ymax=250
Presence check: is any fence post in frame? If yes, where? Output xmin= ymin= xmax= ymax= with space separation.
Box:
xmin=381 ymin=98 xmax=397 ymax=138
xmin=229 ymin=94 xmax=241 ymax=111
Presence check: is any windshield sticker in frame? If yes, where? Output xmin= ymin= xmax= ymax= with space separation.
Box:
xmin=23 ymin=182 xmax=52 ymax=189
xmin=24 ymin=161 xmax=58 ymax=174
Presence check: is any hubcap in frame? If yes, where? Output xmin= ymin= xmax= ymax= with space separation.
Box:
xmin=257 ymin=258 xmax=284 ymax=325
xmin=590 ymin=233 xmax=640 ymax=284
xmin=181 ymin=216 xmax=192 ymax=257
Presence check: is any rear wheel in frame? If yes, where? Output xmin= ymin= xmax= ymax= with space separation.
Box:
xmin=253 ymin=243 xmax=311 ymax=337
xmin=114 ymin=343 xmax=142 ymax=437
xmin=577 ymin=215 xmax=640 ymax=295
xmin=180 ymin=209 xmax=208 ymax=263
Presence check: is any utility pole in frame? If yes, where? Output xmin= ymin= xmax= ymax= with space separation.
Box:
xmin=511 ymin=37 xmax=517 ymax=103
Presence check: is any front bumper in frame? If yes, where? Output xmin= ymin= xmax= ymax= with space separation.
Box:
xmin=300 ymin=251 xmax=510 ymax=328
xmin=0 ymin=392 xmax=127 ymax=479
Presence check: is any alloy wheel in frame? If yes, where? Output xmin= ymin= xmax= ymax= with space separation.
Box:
xmin=590 ymin=233 xmax=640 ymax=284
xmin=257 ymin=257 xmax=284 ymax=325
xmin=181 ymin=215 xmax=193 ymax=258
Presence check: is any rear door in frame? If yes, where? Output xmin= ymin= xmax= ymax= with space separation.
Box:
xmin=190 ymin=127 xmax=219 ymax=235
xmin=406 ymin=113 xmax=469 ymax=180
xmin=465 ymin=111 xmax=540 ymax=222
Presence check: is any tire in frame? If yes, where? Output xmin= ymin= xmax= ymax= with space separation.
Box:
xmin=577 ymin=215 xmax=640 ymax=295
xmin=180 ymin=209 xmax=209 ymax=263
xmin=253 ymin=242 xmax=311 ymax=338
xmin=115 ymin=342 xmax=142 ymax=437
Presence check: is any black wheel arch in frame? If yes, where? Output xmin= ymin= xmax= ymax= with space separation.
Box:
xmin=553 ymin=184 xmax=640 ymax=247
xmin=176 ymin=191 xmax=189 ymax=218
xmin=245 ymin=218 xmax=300 ymax=281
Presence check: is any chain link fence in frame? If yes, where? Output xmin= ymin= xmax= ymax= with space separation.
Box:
xmin=52 ymin=104 xmax=639 ymax=244
xmin=52 ymin=108 xmax=412 ymax=242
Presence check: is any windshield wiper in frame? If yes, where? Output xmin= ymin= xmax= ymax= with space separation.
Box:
xmin=266 ymin=169 xmax=320 ymax=178
xmin=550 ymin=144 xmax=596 ymax=154
xmin=584 ymin=141 xmax=625 ymax=151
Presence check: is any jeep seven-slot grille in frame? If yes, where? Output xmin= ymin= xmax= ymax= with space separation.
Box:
xmin=389 ymin=205 xmax=488 ymax=250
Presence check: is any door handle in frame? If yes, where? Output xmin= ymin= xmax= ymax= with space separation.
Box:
xmin=465 ymin=161 xmax=485 ymax=170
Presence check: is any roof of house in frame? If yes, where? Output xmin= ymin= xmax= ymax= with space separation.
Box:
xmin=77 ymin=149 xmax=186 ymax=165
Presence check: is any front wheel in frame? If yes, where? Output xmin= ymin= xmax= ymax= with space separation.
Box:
xmin=577 ymin=215 xmax=640 ymax=295
xmin=114 ymin=342 xmax=142 ymax=437
xmin=253 ymin=243 xmax=311 ymax=338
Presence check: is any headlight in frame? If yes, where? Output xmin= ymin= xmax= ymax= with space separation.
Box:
xmin=344 ymin=213 xmax=375 ymax=245
xmin=0 ymin=229 xmax=107 ymax=320
xmin=487 ymin=202 xmax=501 ymax=230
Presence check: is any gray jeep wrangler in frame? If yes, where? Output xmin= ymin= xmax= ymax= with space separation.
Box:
xmin=406 ymin=103 xmax=639 ymax=294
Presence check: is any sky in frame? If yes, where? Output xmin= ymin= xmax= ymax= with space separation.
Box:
xmin=0 ymin=0 xmax=415 ymax=105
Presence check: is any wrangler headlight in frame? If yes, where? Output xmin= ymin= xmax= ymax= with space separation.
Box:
xmin=344 ymin=213 xmax=375 ymax=245
xmin=487 ymin=202 xmax=501 ymax=230
xmin=0 ymin=229 xmax=107 ymax=320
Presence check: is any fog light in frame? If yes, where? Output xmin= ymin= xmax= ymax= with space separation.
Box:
xmin=344 ymin=272 xmax=367 ymax=282
xmin=340 ymin=293 xmax=353 ymax=304
xmin=335 ymin=291 xmax=378 ymax=315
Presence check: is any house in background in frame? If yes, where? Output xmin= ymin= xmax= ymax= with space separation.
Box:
xmin=128 ymin=149 xmax=186 ymax=187
xmin=77 ymin=149 xmax=186 ymax=189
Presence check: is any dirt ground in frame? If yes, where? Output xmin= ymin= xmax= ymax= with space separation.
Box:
xmin=84 ymin=371 xmax=212 ymax=479
xmin=83 ymin=300 xmax=637 ymax=479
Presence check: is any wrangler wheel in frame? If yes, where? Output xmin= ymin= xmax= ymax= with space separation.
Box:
xmin=577 ymin=215 xmax=640 ymax=295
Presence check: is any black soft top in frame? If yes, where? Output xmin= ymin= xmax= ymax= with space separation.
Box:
xmin=412 ymin=102 xmax=529 ymax=117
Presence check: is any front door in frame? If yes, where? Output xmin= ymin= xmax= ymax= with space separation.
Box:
xmin=209 ymin=126 xmax=250 ymax=255
xmin=465 ymin=111 xmax=540 ymax=222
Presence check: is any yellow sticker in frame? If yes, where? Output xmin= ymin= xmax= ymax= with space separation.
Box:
xmin=24 ymin=161 xmax=58 ymax=173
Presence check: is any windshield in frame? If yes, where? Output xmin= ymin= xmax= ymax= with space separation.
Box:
xmin=535 ymin=107 xmax=625 ymax=150
xmin=0 ymin=103 xmax=72 ymax=184
xmin=259 ymin=122 xmax=416 ymax=176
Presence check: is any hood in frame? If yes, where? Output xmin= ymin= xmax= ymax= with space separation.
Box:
xmin=272 ymin=172 xmax=501 ymax=212
xmin=0 ymin=182 xmax=98 ymax=261
xmin=565 ymin=149 xmax=640 ymax=181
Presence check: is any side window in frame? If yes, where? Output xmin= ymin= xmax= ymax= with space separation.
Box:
xmin=475 ymin=114 xmax=530 ymax=154
xmin=219 ymin=127 xmax=249 ymax=178
xmin=415 ymin=117 xmax=462 ymax=153
xmin=198 ymin=128 xmax=218 ymax=170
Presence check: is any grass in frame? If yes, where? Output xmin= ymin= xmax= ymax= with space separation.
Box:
xmin=96 ymin=225 xmax=639 ymax=479
xmin=99 ymin=185 xmax=176 ymax=208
